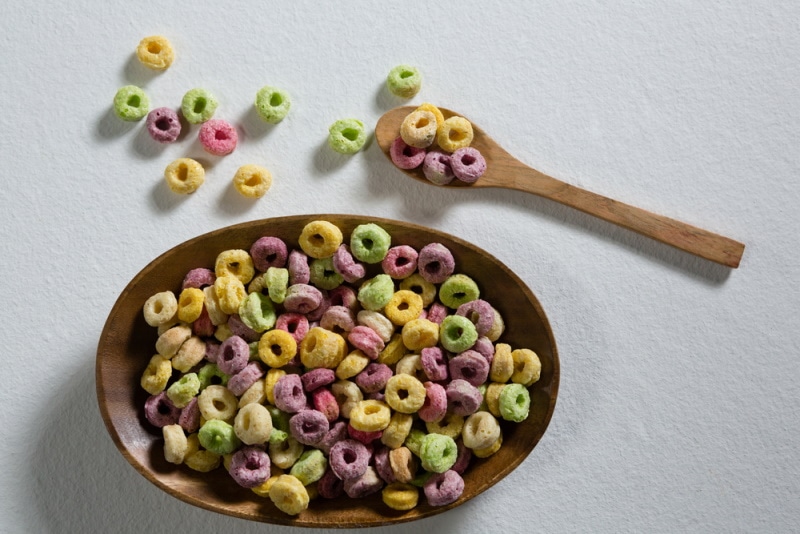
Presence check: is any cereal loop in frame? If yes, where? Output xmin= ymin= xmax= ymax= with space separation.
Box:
xmin=401 ymin=318 xmax=440 ymax=352
xmin=181 ymin=88 xmax=218 ymax=124
xmin=349 ymin=400 xmax=392 ymax=432
xmin=387 ymin=65 xmax=422 ymax=98
xmin=136 ymin=35 xmax=174 ymax=70
xmin=300 ymin=327 xmax=347 ymax=369
xmin=382 ymin=482 xmax=419 ymax=511
xmin=197 ymin=385 xmax=238 ymax=421
xmin=177 ymin=287 xmax=205 ymax=323
xmin=336 ymin=350 xmax=370 ymax=380
xmin=384 ymin=290 xmax=424 ymax=326
xmin=140 ymin=354 xmax=172 ymax=395
xmin=511 ymin=348 xmax=542 ymax=386
xmin=113 ymin=85 xmax=149 ymax=121
xmin=234 ymin=403 xmax=273 ymax=445
xmin=162 ymin=424 xmax=188 ymax=464
xmin=399 ymin=273 xmax=437 ymax=306
xmin=437 ymin=116 xmax=474 ymax=153
xmin=490 ymin=343 xmax=514 ymax=383
xmin=269 ymin=475 xmax=310 ymax=516
xmin=401 ymin=109 xmax=438 ymax=148
xmin=143 ymin=291 xmax=177 ymax=327
xmin=380 ymin=412 xmax=413 ymax=449
xmin=299 ymin=220 xmax=343 ymax=259
xmin=214 ymin=276 xmax=247 ymax=315
xmin=255 ymin=85 xmax=291 ymax=124
xmin=215 ymin=249 xmax=255 ymax=284
xmin=328 ymin=118 xmax=367 ymax=154
xmin=233 ymin=164 xmax=272 ymax=199
xmin=384 ymin=374 xmax=426 ymax=414
xmin=258 ymin=329 xmax=297 ymax=368
xmin=350 ymin=223 xmax=391 ymax=264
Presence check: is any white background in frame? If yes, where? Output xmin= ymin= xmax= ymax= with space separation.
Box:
xmin=1 ymin=1 xmax=798 ymax=532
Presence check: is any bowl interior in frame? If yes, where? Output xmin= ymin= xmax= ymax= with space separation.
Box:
xmin=96 ymin=214 xmax=559 ymax=528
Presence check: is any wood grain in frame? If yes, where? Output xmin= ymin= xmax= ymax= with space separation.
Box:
xmin=95 ymin=214 xmax=559 ymax=528
xmin=376 ymin=107 xmax=745 ymax=268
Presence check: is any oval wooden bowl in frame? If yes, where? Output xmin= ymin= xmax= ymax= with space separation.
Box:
xmin=96 ymin=214 xmax=560 ymax=528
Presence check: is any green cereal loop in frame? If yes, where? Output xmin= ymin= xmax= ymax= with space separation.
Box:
xmin=438 ymin=274 xmax=480 ymax=309
xmin=166 ymin=372 xmax=200 ymax=408
xmin=289 ymin=449 xmax=328 ymax=486
xmin=419 ymin=433 xmax=458 ymax=473
xmin=387 ymin=64 xmax=422 ymax=98
xmin=357 ymin=274 xmax=395 ymax=311
xmin=309 ymin=257 xmax=344 ymax=290
xmin=255 ymin=85 xmax=291 ymax=124
xmin=198 ymin=419 xmax=241 ymax=455
xmin=267 ymin=406 xmax=291 ymax=432
xmin=181 ymin=88 xmax=218 ymax=124
xmin=350 ymin=223 xmax=392 ymax=264
xmin=238 ymin=292 xmax=276 ymax=333
xmin=113 ymin=85 xmax=149 ymax=121
xmin=499 ymin=383 xmax=531 ymax=423
xmin=404 ymin=428 xmax=427 ymax=457
xmin=439 ymin=315 xmax=478 ymax=353
xmin=269 ymin=428 xmax=289 ymax=445
xmin=328 ymin=118 xmax=367 ymax=154
xmin=198 ymin=363 xmax=229 ymax=390
xmin=264 ymin=267 xmax=289 ymax=303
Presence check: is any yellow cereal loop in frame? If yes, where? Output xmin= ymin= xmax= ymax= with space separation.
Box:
xmin=416 ymin=103 xmax=445 ymax=136
xmin=155 ymin=324 xmax=191 ymax=358
xmin=384 ymin=290 xmax=424 ymax=326
xmin=258 ymin=329 xmax=298 ymax=368
xmin=136 ymin=35 xmax=175 ymax=70
xmin=378 ymin=333 xmax=408 ymax=366
xmin=484 ymin=383 xmax=506 ymax=417
xmin=384 ymin=374 xmax=426 ymax=414
xmin=349 ymin=400 xmax=392 ymax=432
xmin=177 ymin=287 xmax=205 ymax=323
xmin=381 ymin=412 xmax=413 ymax=449
xmin=164 ymin=158 xmax=204 ymax=194
xmin=382 ymin=482 xmax=419 ymax=511
xmin=490 ymin=343 xmax=514 ymax=383
xmin=233 ymin=164 xmax=273 ymax=198
xmin=214 ymin=275 xmax=247 ymax=315
xmin=425 ymin=413 xmax=465 ymax=439
xmin=335 ymin=350 xmax=370 ymax=380
xmin=269 ymin=474 xmax=310 ymax=516
xmin=265 ymin=368 xmax=287 ymax=405
xmin=202 ymin=285 xmax=229 ymax=326
xmin=472 ymin=432 xmax=503 ymax=458
xmin=163 ymin=424 xmax=188 ymax=464
xmin=171 ymin=335 xmax=206 ymax=373
xmin=401 ymin=318 xmax=439 ymax=351
xmin=300 ymin=327 xmax=346 ymax=369
xmin=214 ymin=322 xmax=233 ymax=342
xmin=331 ymin=380 xmax=363 ymax=419
xmin=215 ymin=249 xmax=255 ymax=284
xmin=143 ymin=291 xmax=178 ymax=327
xmin=511 ymin=348 xmax=542 ymax=386
xmin=252 ymin=468 xmax=285 ymax=497
xmin=398 ymin=273 xmax=436 ymax=307
xmin=184 ymin=433 xmax=221 ymax=472
xmin=298 ymin=220 xmax=343 ymax=259
xmin=437 ymin=116 xmax=474 ymax=152
xmin=141 ymin=354 xmax=172 ymax=395
xmin=486 ymin=307 xmax=505 ymax=342
xmin=197 ymin=385 xmax=238 ymax=421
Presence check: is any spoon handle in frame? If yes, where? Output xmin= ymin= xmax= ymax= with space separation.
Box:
xmin=504 ymin=163 xmax=745 ymax=268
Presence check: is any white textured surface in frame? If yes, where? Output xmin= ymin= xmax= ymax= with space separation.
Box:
xmin=1 ymin=1 xmax=798 ymax=532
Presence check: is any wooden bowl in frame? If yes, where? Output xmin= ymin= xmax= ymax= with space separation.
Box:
xmin=96 ymin=214 xmax=559 ymax=528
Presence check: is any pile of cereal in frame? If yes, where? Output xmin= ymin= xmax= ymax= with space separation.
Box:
xmin=389 ymin=103 xmax=487 ymax=186
xmin=140 ymin=220 xmax=539 ymax=516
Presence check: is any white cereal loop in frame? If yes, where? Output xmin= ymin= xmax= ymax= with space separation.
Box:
xmin=461 ymin=411 xmax=501 ymax=450
xmin=270 ymin=436 xmax=304 ymax=469
xmin=234 ymin=403 xmax=273 ymax=445
xmin=357 ymin=310 xmax=394 ymax=343
xmin=155 ymin=324 xmax=192 ymax=358
xmin=143 ymin=291 xmax=178 ymax=327
xmin=202 ymin=285 xmax=229 ymax=325
xmin=171 ymin=335 xmax=206 ymax=373
xmin=197 ymin=385 xmax=238 ymax=421
xmin=163 ymin=424 xmax=188 ymax=464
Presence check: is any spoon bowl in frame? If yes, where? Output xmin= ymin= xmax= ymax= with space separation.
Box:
xmin=96 ymin=214 xmax=559 ymax=528
xmin=376 ymin=106 xmax=745 ymax=268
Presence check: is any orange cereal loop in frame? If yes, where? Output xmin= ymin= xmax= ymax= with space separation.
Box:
xmin=437 ymin=116 xmax=474 ymax=153
xmin=215 ymin=249 xmax=255 ymax=284
xmin=164 ymin=158 xmax=205 ymax=194
xmin=136 ymin=35 xmax=175 ymax=70
xmin=384 ymin=290 xmax=424 ymax=326
xmin=177 ymin=287 xmax=205 ymax=323
xmin=511 ymin=348 xmax=542 ymax=386
xmin=233 ymin=164 xmax=273 ymax=199
xmin=155 ymin=324 xmax=191 ymax=358
xmin=299 ymin=220 xmax=343 ymax=259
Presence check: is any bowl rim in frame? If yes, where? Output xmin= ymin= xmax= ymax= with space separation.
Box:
xmin=96 ymin=214 xmax=560 ymax=528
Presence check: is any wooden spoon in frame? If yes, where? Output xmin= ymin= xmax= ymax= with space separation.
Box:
xmin=376 ymin=106 xmax=745 ymax=268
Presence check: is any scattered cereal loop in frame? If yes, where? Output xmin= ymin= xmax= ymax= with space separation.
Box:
xmin=136 ymin=35 xmax=175 ymax=70
xmin=328 ymin=118 xmax=367 ymax=154
xmin=113 ymin=85 xmax=149 ymax=121
xmin=233 ymin=164 xmax=273 ymax=199
xmin=164 ymin=158 xmax=205 ymax=195
xmin=255 ymin=86 xmax=291 ymax=124
xmin=387 ymin=64 xmax=422 ymax=98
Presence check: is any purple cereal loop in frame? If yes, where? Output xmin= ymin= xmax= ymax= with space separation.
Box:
xmin=227 ymin=361 xmax=265 ymax=396
xmin=417 ymin=243 xmax=455 ymax=284
xmin=178 ymin=397 xmax=201 ymax=433
xmin=275 ymin=312 xmax=309 ymax=344
xmin=422 ymin=150 xmax=455 ymax=185
xmin=144 ymin=391 xmax=180 ymax=428
xmin=306 ymin=291 xmax=331 ymax=322
xmin=418 ymin=381 xmax=448 ymax=423
xmin=320 ymin=305 xmax=356 ymax=333
xmin=389 ymin=136 xmax=426 ymax=170
xmin=347 ymin=424 xmax=383 ymax=445
xmin=146 ymin=107 xmax=181 ymax=143
xmin=250 ymin=236 xmax=288 ymax=271
xmin=301 ymin=368 xmax=336 ymax=392
xmin=182 ymin=267 xmax=216 ymax=289
xmin=227 ymin=314 xmax=261 ymax=343
xmin=316 ymin=420 xmax=348 ymax=455
xmin=332 ymin=245 xmax=366 ymax=283
xmin=448 ymin=351 xmax=490 ymax=387
xmin=355 ymin=363 xmax=393 ymax=394
xmin=421 ymin=346 xmax=449 ymax=382
xmin=343 ymin=466 xmax=384 ymax=498
xmin=472 ymin=336 xmax=494 ymax=365
xmin=426 ymin=302 xmax=448 ymax=324
xmin=450 ymin=147 xmax=487 ymax=184
xmin=205 ymin=340 xmax=220 ymax=363
xmin=289 ymin=409 xmax=330 ymax=445
xmin=273 ymin=373 xmax=307 ymax=413
xmin=228 ymin=446 xmax=271 ymax=488
xmin=328 ymin=285 xmax=358 ymax=311
xmin=216 ymin=335 xmax=250 ymax=375
xmin=312 ymin=387 xmax=340 ymax=422
xmin=317 ymin=467 xmax=345 ymax=499
xmin=451 ymin=439 xmax=472 ymax=475
xmin=283 ymin=284 xmax=323 ymax=314
xmin=381 ymin=245 xmax=418 ymax=279
xmin=347 ymin=325 xmax=385 ymax=360
xmin=446 ymin=379 xmax=483 ymax=417
xmin=456 ymin=299 xmax=494 ymax=336
xmin=329 ymin=439 xmax=371 ymax=481
xmin=287 ymin=249 xmax=310 ymax=285
xmin=373 ymin=445 xmax=397 ymax=484
xmin=423 ymin=470 xmax=464 ymax=506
